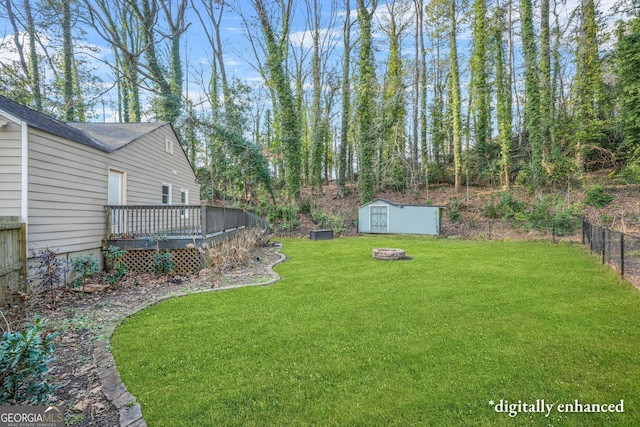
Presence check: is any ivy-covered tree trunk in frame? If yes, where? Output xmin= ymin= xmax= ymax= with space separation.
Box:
xmin=520 ymin=0 xmax=543 ymax=188
xmin=494 ymin=3 xmax=512 ymax=189
xmin=426 ymin=0 xmax=448 ymax=170
xmin=25 ymin=0 xmax=42 ymax=111
xmin=337 ymin=0 xmax=351 ymax=198
xmin=255 ymin=0 xmax=302 ymax=199
xmin=356 ymin=0 xmax=377 ymax=204
xmin=310 ymin=0 xmax=324 ymax=193
xmin=616 ymin=10 xmax=640 ymax=162
xmin=539 ymin=0 xmax=552 ymax=161
xmin=574 ymin=0 xmax=604 ymax=170
xmin=381 ymin=0 xmax=408 ymax=190
xmin=449 ymin=0 xmax=462 ymax=192
xmin=62 ymin=0 xmax=75 ymax=121
xmin=418 ymin=0 xmax=428 ymax=191
xmin=471 ymin=0 xmax=490 ymax=173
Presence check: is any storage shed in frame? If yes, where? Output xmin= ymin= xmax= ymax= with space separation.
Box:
xmin=358 ymin=198 xmax=443 ymax=235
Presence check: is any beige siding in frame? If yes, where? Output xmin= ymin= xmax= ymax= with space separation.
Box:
xmin=108 ymin=124 xmax=199 ymax=206
xmin=27 ymin=128 xmax=108 ymax=257
xmin=24 ymin=122 xmax=199 ymax=266
xmin=0 ymin=118 xmax=23 ymax=216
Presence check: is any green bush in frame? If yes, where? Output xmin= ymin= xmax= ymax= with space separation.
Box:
xmin=551 ymin=211 xmax=580 ymax=236
xmin=104 ymin=246 xmax=128 ymax=286
xmin=70 ymin=254 xmax=100 ymax=289
xmin=615 ymin=163 xmax=640 ymax=184
xmin=0 ymin=316 xmax=57 ymax=405
xmin=584 ymin=186 xmax=614 ymax=208
xmin=483 ymin=192 xmax=527 ymax=220
xmin=263 ymin=203 xmax=300 ymax=230
xmin=498 ymin=192 xmax=527 ymax=219
xmin=152 ymin=252 xmax=174 ymax=275
xmin=299 ymin=198 xmax=312 ymax=215
xmin=448 ymin=197 xmax=464 ymax=222
xmin=311 ymin=209 xmax=346 ymax=234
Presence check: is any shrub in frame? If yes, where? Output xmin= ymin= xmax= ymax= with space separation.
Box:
xmin=551 ymin=211 xmax=580 ymax=236
xmin=497 ymin=192 xmax=527 ymax=219
xmin=483 ymin=192 xmax=527 ymax=220
xmin=0 ymin=316 xmax=57 ymax=405
xmin=584 ymin=185 xmax=614 ymax=208
xmin=146 ymin=233 xmax=174 ymax=276
xmin=614 ymin=163 xmax=640 ymax=184
xmin=263 ymin=203 xmax=300 ymax=231
xmin=152 ymin=252 xmax=174 ymax=275
xmin=31 ymin=248 xmax=68 ymax=309
xmin=448 ymin=197 xmax=464 ymax=222
xmin=527 ymin=196 xmax=553 ymax=231
xmin=299 ymin=197 xmax=312 ymax=215
xmin=70 ymin=254 xmax=100 ymax=290
xmin=104 ymin=246 xmax=128 ymax=287
xmin=311 ymin=209 xmax=346 ymax=234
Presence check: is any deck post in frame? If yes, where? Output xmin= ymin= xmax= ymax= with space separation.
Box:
xmin=200 ymin=205 xmax=207 ymax=269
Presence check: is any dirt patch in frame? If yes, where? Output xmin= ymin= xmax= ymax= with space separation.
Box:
xmin=3 ymin=245 xmax=283 ymax=427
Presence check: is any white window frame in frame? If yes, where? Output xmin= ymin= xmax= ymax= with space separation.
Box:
xmin=161 ymin=183 xmax=172 ymax=205
xmin=165 ymin=137 xmax=174 ymax=154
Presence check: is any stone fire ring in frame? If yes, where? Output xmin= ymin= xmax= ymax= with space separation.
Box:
xmin=372 ymin=248 xmax=407 ymax=260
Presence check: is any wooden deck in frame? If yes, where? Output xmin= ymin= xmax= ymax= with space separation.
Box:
xmin=104 ymin=205 xmax=269 ymax=271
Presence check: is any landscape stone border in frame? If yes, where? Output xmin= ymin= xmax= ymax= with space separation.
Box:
xmin=93 ymin=246 xmax=286 ymax=427
xmin=372 ymin=248 xmax=407 ymax=260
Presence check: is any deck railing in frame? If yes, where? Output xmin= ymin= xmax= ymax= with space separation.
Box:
xmin=106 ymin=205 xmax=269 ymax=239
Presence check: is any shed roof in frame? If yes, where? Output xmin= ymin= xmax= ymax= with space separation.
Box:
xmin=0 ymin=94 xmax=166 ymax=153
xmin=360 ymin=198 xmax=445 ymax=209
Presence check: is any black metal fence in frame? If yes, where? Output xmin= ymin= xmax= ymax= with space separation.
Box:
xmin=442 ymin=217 xmax=583 ymax=243
xmin=582 ymin=219 xmax=640 ymax=286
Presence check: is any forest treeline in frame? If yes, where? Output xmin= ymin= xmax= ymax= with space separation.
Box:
xmin=2 ymin=0 xmax=640 ymax=206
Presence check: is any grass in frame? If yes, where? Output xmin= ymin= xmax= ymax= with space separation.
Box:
xmin=111 ymin=236 xmax=640 ymax=426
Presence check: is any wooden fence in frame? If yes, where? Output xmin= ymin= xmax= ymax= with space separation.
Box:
xmin=0 ymin=217 xmax=27 ymax=303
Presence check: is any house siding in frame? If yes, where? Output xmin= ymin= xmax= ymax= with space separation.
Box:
xmin=0 ymin=118 xmax=23 ymax=217
xmin=3 ymin=118 xmax=198 ymax=273
xmin=108 ymin=124 xmax=199 ymax=205
xmin=27 ymin=128 xmax=108 ymax=257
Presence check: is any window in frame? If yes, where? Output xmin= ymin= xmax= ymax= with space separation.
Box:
xmin=180 ymin=189 xmax=189 ymax=218
xmin=165 ymin=137 xmax=174 ymax=154
xmin=162 ymin=184 xmax=171 ymax=204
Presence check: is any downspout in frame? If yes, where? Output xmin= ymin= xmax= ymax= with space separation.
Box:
xmin=21 ymin=120 xmax=29 ymax=268
xmin=21 ymin=120 xmax=28 ymax=224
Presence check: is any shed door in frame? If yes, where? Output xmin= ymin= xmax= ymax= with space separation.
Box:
xmin=370 ymin=205 xmax=388 ymax=233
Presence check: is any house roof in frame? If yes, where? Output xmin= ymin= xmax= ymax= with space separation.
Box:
xmin=0 ymin=94 xmax=105 ymax=150
xmin=0 ymin=94 xmax=166 ymax=153
xmin=360 ymin=198 xmax=446 ymax=208
xmin=68 ymin=123 xmax=165 ymax=152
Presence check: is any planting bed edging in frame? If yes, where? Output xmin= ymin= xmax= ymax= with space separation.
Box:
xmin=93 ymin=248 xmax=286 ymax=427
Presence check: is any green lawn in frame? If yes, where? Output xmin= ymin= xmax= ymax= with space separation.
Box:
xmin=111 ymin=236 xmax=640 ymax=426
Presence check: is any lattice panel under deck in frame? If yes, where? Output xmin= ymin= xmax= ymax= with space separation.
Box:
xmin=123 ymin=249 xmax=201 ymax=273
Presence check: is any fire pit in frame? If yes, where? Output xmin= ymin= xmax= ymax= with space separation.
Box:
xmin=372 ymin=248 xmax=407 ymax=260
